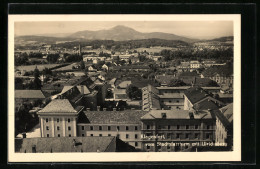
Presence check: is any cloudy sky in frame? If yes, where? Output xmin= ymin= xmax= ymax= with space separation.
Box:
xmin=15 ymin=21 xmax=233 ymax=39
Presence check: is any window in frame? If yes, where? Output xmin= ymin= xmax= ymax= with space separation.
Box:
xmin=186 ymin=125 xmax=189 ymax=129
xmin=47 ymin=134 xmax=49 ymax=137
xmin=167 ymin=145 xmax=171 ymax=149
xmin=82 ymin=134 xmax=85 ymax=137
xmin=99 ymin=126 xmax=102 ymax=130
xmin=206 ymin=134 xmax=210 ymax=139
xmin=69 ymin=134 xmax=71 ymax=137
xmin=158 ymin=125 xmax=161 ymax=129
xmin=135 ymin=134 xmax=138 ymax=139
xmin=147 ymin=125 xmax=150 ymax=130
xmin=46 ymin=126 xmax=49 ymax=130
xmin=108 ymin=126 xmax=111 ymax=131
xmin=135 ymin=142 xmax=138 ymax=147
xmin=117 ymin=126 xmax=120 ymax=131
xmin=157 ymin=145 xmax=161 ymax=150
xmin=58 ymin=134 xmax=60 ymax=137
xmin=167 ymin=133 xmax=171 ymax=139
xmin=126 ymin=126 xmax=129 ymax=130
xmin=195 ymin=133 xmax=199 ymax=139
xmin=90 ymin=134 xmax=93 ymax=136
xmin=90 ymin=126 xmax=93 ymax=130
xmin=126 ymin=134 xmax=129 ymax=139
xmin=135 ymin=126 xmax=138 ymax=130
xmin=108 ymin=134 xmax=111 ymax=136
xmin=46 ymin=118 xmax=48 ymax=123
xmin=207 ymin=125 xmax=210 ymax=129
xmin=99 ymin=134 xmax=102 ymax=137
xmin=177 ymin=125 xmax=180 ymax=129
xmin=176 ymin=133 xmax=180 ymax=138
xmin=57 ymin=126 xmax=60 ymax=130
xmin=185 ymin=133 xmax=189 ymax=139
xmin=68 ymin=126 xmax=71 ymax=131
xmin=57 ymin=118 xmax=59 ymax=123
xmin=195 ymin=125 xmax=199 ymax=129
xmin=81 ymin=126 xmax=84 ymax=130
xmin=168 ymin=125 xmax=171 ymax=129
xmin=68 ymin=118 xmax=71 ymax=123
xmin=147 ymin=145 xmax=150 ymax=149
xmin=176 ymin=100 xmax=179 ymax=103
xmin=169 ymin=100 xmax=172 ymax=103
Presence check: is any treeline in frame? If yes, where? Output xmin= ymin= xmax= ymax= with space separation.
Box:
xmin=53 ymin=38 xmax=191 ymax=50
xmin=160 ymin=47 xmax=233 ymax=62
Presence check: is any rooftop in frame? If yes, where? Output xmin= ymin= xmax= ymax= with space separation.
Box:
xmin=15 ymin=90 xmax=46 ymax=99
xmin=141 ymin=110 xmax=213 ymax=120
xmin=15 ymin=136 xmax=116 ymax=153
xmin=82 ymin=110 xmax=147 ymax=124
xmin=184 ymin=87 xmax=208 ymax=104
xmin=37 ymin=99 xmax=78 ymax=114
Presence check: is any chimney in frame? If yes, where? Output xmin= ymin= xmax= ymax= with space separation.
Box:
xmin=103 ymin=108 xmax=107 ymax=111
xmin=189 ymin=112 xmax=194 ymax=119
xmin=161 ymin=113 xmax=167 ymax=119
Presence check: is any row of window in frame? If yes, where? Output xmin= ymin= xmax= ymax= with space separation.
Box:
xmin=161 ymin=100 xmax=181 ymax=103
xmin=87 ymin=133 xmax=139 ymax=139
xmin=46 ymin=126 xmax=71 ymax=131
xmin=146 ymin=125 xmax=211 ymax=130
xmin=46 ymin=134 xmax=72 ymax=137
xmin=45 ymin=118 xmax=71 ymax=123
xmin=82 ymin=125 xmax=138 ymax=131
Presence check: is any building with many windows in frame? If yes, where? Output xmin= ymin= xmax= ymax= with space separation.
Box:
xmin=140 ymin=109 xmax=216 ymax=152
xmin=77 ymin=109 xmax=147 ymax=150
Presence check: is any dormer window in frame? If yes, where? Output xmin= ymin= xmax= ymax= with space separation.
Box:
xmin=162 ymin=113 xmax=167 ymax=119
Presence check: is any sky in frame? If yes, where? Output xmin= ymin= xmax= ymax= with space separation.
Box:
xmin=14 ymin=21 xmax=233 ymax=39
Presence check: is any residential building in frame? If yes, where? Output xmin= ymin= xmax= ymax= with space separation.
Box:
xmin=15 ymin=90 xmax=46 ymax=107
xmin=37 ymin=99 xmax=84 ymax=138
xmin=214 ymin=103 xmax=233 ymax=149
xmin=77 ymin=110 xmax=147 ymax=150
xmin=140 ymin=109 xmax=216 ymax=152
xmin=190 ymin=60 xmax=201 ymax=69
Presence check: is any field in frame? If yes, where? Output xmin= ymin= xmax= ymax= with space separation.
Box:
xmin=16 ymin=64 xmax=63 ymax=72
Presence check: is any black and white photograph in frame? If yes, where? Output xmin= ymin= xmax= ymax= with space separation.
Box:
xmin=8 ymin=14 xmax=241 ymax=162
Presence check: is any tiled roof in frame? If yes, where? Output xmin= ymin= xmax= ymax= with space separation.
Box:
xmin=38 ymin=99 xmax=77 ymax=114
xmin=84 ymin=110 xmax=147 ymax=124
xmin=155 ymin=75 xmax=176 ymax=85
xmin=193 ymin=99 xmax=220 ymax=111
xmin=15 ymin=137 xmax=116 ymax=153
xmin=15 ymin=90 xmax=46 ymax=99
xmin=141 ymin=110 xmax=213 ymax=120
xmin=202 ymin=65 xmax=233 ymax=77
xmin=184 ymin=87 xmax=208 ymax=104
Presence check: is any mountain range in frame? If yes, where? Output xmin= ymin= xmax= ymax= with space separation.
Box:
xmin=15 ymin=25 xmax=233 ymax=43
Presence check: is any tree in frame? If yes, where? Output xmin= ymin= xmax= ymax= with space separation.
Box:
xmin=33 ymin=67 xmax=42 ymax=89
xmin=80 ymin=61 xmax=85 ymax=69
xmin=126 ymin=85 xmax=142 ymax=100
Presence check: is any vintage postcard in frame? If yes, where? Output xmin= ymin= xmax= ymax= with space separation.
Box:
xmin=8 ymin=14 xmax=241 ymax=162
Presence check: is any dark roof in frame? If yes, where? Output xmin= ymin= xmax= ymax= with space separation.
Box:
xmin=141 ymin=110 xmax=213 ymax=120
xmin=15 ymin=90 xmax=46 ymax=99
xmin=193 ymin=99 xmax=220 ymax=111
xmin=84 ymin=110 xmax=147 ymax=124
xmin=155 ymin=75 xmax=176 ymax=85
xmin=202 ymin=64 xmax=233 ymax=77
xmin=38 ymin=99 xmax=77 ymax=114
xmin=15 ymin=137 xmax=116 ymax=153
xmin=180 ymin=77 xmax=216 ymax=87
xmin=184 ymin=87 xmax=209 ymax=104
xmin=178 ymin=71 xmax=199 ymax=77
